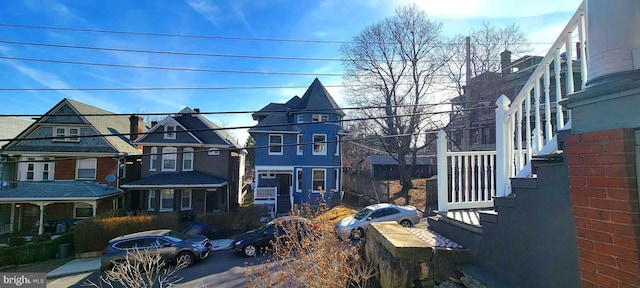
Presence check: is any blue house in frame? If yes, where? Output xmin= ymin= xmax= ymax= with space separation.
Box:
xmin=249 ymin=78 xmax=347 ymax=216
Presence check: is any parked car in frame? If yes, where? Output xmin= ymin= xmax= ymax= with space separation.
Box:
xmin=232 ymin=216 xmax=315 ymax=257
xmin=100 ymin=229 xmax=211 ymax=271
xmin=335 ymin=203 xmax=420 ymax=240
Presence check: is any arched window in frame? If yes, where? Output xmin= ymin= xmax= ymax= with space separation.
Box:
xmin=183 ymin=147 xmax=194 ymax=171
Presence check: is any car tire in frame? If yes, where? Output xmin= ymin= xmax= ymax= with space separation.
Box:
xmin=244 ymin=244 xmax=257 ymax=257
xmin=350 ymin=228 xmax=364 ymax=240
xmin=400 ymin=219 xmax=412 ymax=227
xmin=176 ymin=252 xmax=195 ymax=267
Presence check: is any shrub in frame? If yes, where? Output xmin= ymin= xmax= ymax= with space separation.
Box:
xmin=195 ymin=206 xmax=266 ymax=238
xmin=7 ymin=236 xmax=26 ymax=247
xmin=0 ymin=232 xmax=73 ymax=266
xmin=74 ymin=214 xmax=180 ymax=253
xmin=245 ymin=204 xmax=377 ymax=287
xmin=32 ymin=233 xmax=51 ymax=243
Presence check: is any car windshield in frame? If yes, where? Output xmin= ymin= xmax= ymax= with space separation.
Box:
xmin=165 ymin=230 xmax=189 ymax=242
xmin=353 ymin=208 xmax=373 ymax=220
xmin=255 ymin=221 xmax=274 ymax=233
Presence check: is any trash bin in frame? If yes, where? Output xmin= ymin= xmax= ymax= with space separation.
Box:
xmin=57 ymin=243 xmax=72 ymax=258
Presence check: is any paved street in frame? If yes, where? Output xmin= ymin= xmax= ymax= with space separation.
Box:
xmin=48 ymin=249 xmax=272 ymax=288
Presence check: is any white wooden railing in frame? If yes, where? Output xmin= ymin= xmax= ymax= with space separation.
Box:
xmin=0 ymin=223 xmax=11 ymax=235
xmin=437 ymin=1 xmax=586 ymax=212
xmin=255 ymin=187 xmax=277 ymax=200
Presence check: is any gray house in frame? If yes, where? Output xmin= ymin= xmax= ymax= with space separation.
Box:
xmin=121 ymin=107 xmax=245 ymax=214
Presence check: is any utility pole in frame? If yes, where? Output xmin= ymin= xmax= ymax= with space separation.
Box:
xmin=463 ymin=36 xmax=472 ymax=151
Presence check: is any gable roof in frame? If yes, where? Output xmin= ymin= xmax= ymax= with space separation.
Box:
xmin=2 ymin=98 xmax=141 ymax=155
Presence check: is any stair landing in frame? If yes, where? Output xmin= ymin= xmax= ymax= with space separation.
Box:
xmin=408 ymin=228 xmax=464 ymax=249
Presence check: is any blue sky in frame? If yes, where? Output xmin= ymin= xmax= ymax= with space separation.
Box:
xmin=0 ymin=0 xmax=582 ymax=144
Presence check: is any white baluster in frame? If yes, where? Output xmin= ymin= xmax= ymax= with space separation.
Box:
xmin=544 ymin=65 xmax=553 ymax=142
xmin=565 ymin=32 xmax=575 ymax=95
xmin=554 ymin=49 xmax=565 ymax=129
xmin=578 ymin=12 xmax=588 ymax=88
xmin=470 ymin=155 xmax=476 ymax=202
xmin=534 ymin=78 xmax=542 ymax=153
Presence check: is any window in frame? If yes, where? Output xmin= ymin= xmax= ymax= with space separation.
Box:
xmin=312 ymin=114 xmax=328 ymax=122
xmin=75 ymin=202 xmax=93 ymax=218
xmin=148 ymin=190 xmax=156 ymax=211
xmin=20 ymin=157 xmax=54 ymax=181
xmin=26 ymin=158 xmax=35 ymax=180
xmin=162 ymin=147 xmax=177 ymax=171
xmin=182 ymin=148 xmax=194 ymax=171
xmin=312 ymin=169 xmax=325 ymax=192
xmin=150 ymin=147 xmax=158 ymax=171
xmin=160 ymin=189 xmax=174 ymax=211
xmin=164 ymin=124 xmax=176 ymax=139
xmin=181 ymin=190 xmax=192 ymax=210
xmin=52 ymin=127 xmax=80 ymax=142
xmin=269 ymin=134 xmax=283 ymax=155
xmin=335 ymin=136 xmax=340 ymax=156
xmin=76 ymin=158 xmax=97 ymax=179
xmin=261 ymin=172 xmax=276 ymax=179
xmin=208 ymin=148 xmax=220 ymax=156
xmin=297 ymin=134 xmax=303 ymax=155
xmin=42 ymin=158 xmax=51 ymax=180
xmin=313 ymin=134 xmax=327 ymax=155
xmin=334 ymin=169 xmax=339 ymax=191
xmin=297 ymin=114 xmax=304 ymax=123
xmin=296 ymin=169 xmax=303 ymax=192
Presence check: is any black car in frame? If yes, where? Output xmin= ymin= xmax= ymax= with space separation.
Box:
xmin=232 ymin=216 xmax=314 ymax=257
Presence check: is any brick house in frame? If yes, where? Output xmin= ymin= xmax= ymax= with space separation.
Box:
xmin=0 ymin=98 xmax=143 ymax=235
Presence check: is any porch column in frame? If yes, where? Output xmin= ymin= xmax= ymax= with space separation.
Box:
xmin=436 ymin=130 xmax=448 ymax=212
xmin=495 ymin=95 xmax=511 ymax=197
xmin=38 ymin=202 xmax=44 ymax=235
xmin=9 ymin=203 xmax=15 ymax=233
xmin=93 ymin=201 xmax=97 ymax=217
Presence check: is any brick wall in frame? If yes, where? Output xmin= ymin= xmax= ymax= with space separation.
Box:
xmin=565 ymin=128 xmax=640 ymax=287
xmin=54 ymin=157 xmax=117 ymax=183
xmin=54 ymin=159 xmax=76 ymax=180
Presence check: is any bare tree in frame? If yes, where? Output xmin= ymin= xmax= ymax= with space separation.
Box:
xmin=341 ymin=4 xmax=449 ymax=204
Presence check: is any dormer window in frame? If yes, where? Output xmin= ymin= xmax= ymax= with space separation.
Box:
xmin=53 ymin=127 xmax=80 ymax=142
xmin=312 ymin=114 xmax=328 ymax=122
xmin=164 ymin=124 xmax=176 ymax=139
xmin=297 ymin=114 xmax=304 ymax=123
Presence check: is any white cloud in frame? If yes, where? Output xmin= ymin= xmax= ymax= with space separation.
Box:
xmin=23 ymin=0 xmax=85 ymax=23
xmin=185 ymin=0 xmax=222 ymax=26
xmin=402 ymin=0 xmax=581 ymax=19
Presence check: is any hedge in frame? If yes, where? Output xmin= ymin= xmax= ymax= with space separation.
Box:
xmin=0 ymin=232 xmax=74 ymax=266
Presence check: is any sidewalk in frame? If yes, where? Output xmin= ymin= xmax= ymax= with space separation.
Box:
xmin=46 ymin=239 xmax=233 ymax=279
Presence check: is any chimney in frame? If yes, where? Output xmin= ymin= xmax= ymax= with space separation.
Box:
xmin=194 ymin=108 xmax=200 ymax=113
xmin=500 ymin=50 xmax=512 ymax=77
xmin=151 ymin=121 xmax=158 ymax=127
xmin=129 ymin=115 xmax=144 ymax=141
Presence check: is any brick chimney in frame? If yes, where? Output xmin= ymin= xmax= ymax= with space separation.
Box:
xmin=194 ymin=108 xmax=200 ymax=113
xmin=129 ymin=115 xmax=144 ymax=141
xmin=500 ymin=50 xmax=512 ymax=77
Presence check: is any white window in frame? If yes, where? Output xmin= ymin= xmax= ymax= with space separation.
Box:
xmin=164 ymin=124 xmax=176 ymax=139
xmin=76 ymin=158 xmax=97 ymax=179
xmin=162 ymin=147 xmax=177 ymax=171
xmin=148 ymin=190 xmax=156 ymax=211
xmin=26 ymin=158 xmax=35 ymax=180
xmin=312 ymin=114 xmax=328 ymax=122
xmin=335 ymin=169 xmax=340 ymax=191
xmin=297 ymin=114 xmax=304 ymax=123
xmin=208 ymin=148 xmax=220 ymax=156
xmin=160 ymin=189 xmax=174 ymax=211
xmin=269 ymin=134 xmax=283 ymax=155
xmin=261 ymin=172 xmax=276 ymax=179
xmin=335 ymin=136 xmax=340 ymax=156
xmin=150 ymin=147 xmax=158 ymax=171
xmin=312 ymin=169 xmax=325 ymax=192
xmin=183 ymin=147 xmax=194 ymax=171
xmin=42 ymin=158 xmax=51 ymax=180
xmin=296 ymin=169 xmax=303 ymax=192
xmin=53 ymin=127 xmax=80 ymax=142
xmin=74 ymin=202 xmax=93 ymax=218
xmin=313 ymin=134 xmax=327 ymax=155
xmin=20 ymin=157 xmax=54 ymax=181
xmin=181 ymin=190 xmax=192 ymax=211
xmin=297 ymin=134 xmax=303 ymax=155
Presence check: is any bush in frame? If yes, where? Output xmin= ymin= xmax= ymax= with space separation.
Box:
xmin=7 ymin=236 xmax=26 ymax=247
xmin=73 ymin=214 xmax=180 ymax=253
xmin=32 ymin=233 xmax=51 ymax=243
xmin=195 ymin=206 xmax=266 ymax=238
xmin=0 ymin=232 xmax=74 ymax=267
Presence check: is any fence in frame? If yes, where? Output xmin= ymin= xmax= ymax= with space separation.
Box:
xmin=342 ymin=172 xmax=390 ymax=205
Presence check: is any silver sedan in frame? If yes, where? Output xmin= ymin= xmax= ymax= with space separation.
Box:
xmin=335 ymin=203 xmax=421 ymax=240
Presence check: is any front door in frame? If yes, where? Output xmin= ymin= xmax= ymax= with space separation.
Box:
xmin=277 ymin=175 xmax=291 ymax=196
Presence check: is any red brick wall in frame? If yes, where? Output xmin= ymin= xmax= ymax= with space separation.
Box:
xmin=565 ymin=128 xmax=640 ymax=288
xmin=54 ymin=158 xmax=117 ymax=183
xmin=55 ymin=159 xmax=76 ymax=180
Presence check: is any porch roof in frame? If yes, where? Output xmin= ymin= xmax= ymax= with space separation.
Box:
xmin=120 ymin=171 xmax=228 ymax=188
xmin=0 ymin=181 xmax=122 ymax=202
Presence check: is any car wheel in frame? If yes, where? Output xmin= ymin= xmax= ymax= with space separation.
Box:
xmin=400 ymin=220 xmax=412 ymax=227
xmin=176 ymin=252 xmax=195 ymax=267
xmin=244 ymin=244 xmax=257 ymax=257
xmin=350 ymin=228 xmax=364 ymax=240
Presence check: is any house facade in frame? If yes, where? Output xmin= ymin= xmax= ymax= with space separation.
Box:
xmin=249 ymin=78 xmax=347 ymax=216
xmin=121 ymin=107 xmax=245 ymax=215
xmin=0 ymin=99 xmax=142 ymax=235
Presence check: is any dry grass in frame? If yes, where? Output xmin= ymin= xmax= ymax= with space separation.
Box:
xmin=314 ymin=205 xmax=358 ymax=225
xmin=386 ymin=178 xmax=428 ymax=211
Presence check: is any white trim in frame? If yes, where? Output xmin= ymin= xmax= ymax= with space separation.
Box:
xmin=312 ymin=134 xmax=327 ymax=155
xmin=74 ymin=202 xmax=94 ymax=218
xmin=249 ymin=130 xmax=300 ymax=134
xmin=161 ymin=147 xmax=177 ymax=171
xmin=334 ymin=168 xmax=339 ymax=191
xmin=296 ymin=114 xmax=304 ymax=123
xmin=181 ymin=189 xmax=192 ymax=211
xmin=312 ymin=114 xmax=328 ymax=122
xmin=149 ymin=147 xmax=158 ymax=171
xmin=254 ymin=166 xmax=294 ymax=172
xmin=160 ymin=189 xmax=174 ymax=211
xmin=297 ymin=134 xmax=303 ymax=155
xmin=208 ymin=148 xmax=220 ymax=155
xmin=163 ymin=123 xmax=176 ymax=139
xmin=182 ymin=147 xmax=194 ymax=171
xmin=52 ymin=127 xmax=81 ymax=142
xmin=76 ymin=158 xmax=97 ymax=180
xmin=311 ymin=168 xmax=326 ymax=193
xmin=335 ymin=135 xmax=340 ymax=156
xmin=296 ymin=168 xmax=303 ymax=192
xmin=148 ymin=190 xmax=156 ymax=211
xmin=268 ymin=134 xmax=283 ymax=155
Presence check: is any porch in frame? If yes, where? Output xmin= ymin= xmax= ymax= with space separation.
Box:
xmin=253 ymin=167 xmax=295 ymax=217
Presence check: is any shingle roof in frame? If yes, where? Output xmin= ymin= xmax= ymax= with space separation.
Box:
xmin=173 ymin=107 xmax=242 ymax=148
xmin=0 ymin=116 xmax=34 ymax=148
xmin=248 ymin=113 xmax=301 ymax=133
xmin=0 ymin=181 xmax=122 ymax=201
xmin=297 ymin=78 xmax=345 ymax=116
xmin=121 ymin=171 xmax=228 ymax=187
